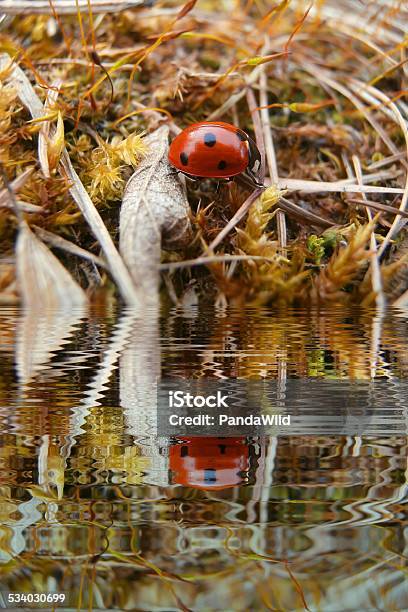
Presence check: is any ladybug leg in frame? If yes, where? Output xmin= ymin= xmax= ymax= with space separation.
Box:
xmin=215 ymin=178 xmax=233 ymax=194
xmin=185 ymin=175 xmax=201 ymax=187
xmin=166 ymin=167 xmax=180 ymax=178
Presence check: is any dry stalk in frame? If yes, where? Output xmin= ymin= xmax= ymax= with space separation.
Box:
xmin=279 ymin=196 xmax=333 ymax=228
xmin=33 ymin=226 xmax=107 ymax=270
xmin=259 ymin=66 xmax=287 ymax=254
xmin=274 ymin=177 xmax=405 ymax=195
xmin=367 ymin=153 xmax=406 ymax=171
xmin=0 ymin=0 xmax=145 ymax=13
xmin=207 ymin=64 xmax=264 ymax=121
xmin=119 ymin=125 xmax=192 ymax=310
xmin=0 ymin=167 xmax=40 ymax=213
xmin=347 ymin=198 xmax=408 ymax=219
xmin=60 ymin=152 xmax=142 ymax=306
xmin=159 ymin=254 xmax=275 ymax=270
xmin=246 ymin=88 xmax=265 ymax=181
xmin=206 ymin=187 xmax=264 ymax=252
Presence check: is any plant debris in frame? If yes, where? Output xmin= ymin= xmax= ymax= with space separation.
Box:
xmin=0 ymin=0 xmax=407 ymax=308
xmin=120 ymin=125 xmax=192 ymax=309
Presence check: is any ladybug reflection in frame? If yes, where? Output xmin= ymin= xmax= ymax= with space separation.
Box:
xmin=169 ymin=436 xmax=250 ymax=490
xmin=168 ymin=121 xmax=263 ymax=188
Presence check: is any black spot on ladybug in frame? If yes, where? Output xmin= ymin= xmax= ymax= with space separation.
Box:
xmin=218 ymin=160 xmax=227 ymax=170
xmin=180 ymin=152 xmax=189 ymax=166
xmin=180 ymin=445 xmax=189 ymax=457
xmin=204 ymin=468 xmax=217 ymax=483
xmin=236 ymin=130 xmax=248 ymax=141
xmin=204 ymin=132 xmax=217 ymax=147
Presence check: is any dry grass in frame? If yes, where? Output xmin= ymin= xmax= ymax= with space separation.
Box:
xmin=0 ymin=0 xmax=407 ymax=308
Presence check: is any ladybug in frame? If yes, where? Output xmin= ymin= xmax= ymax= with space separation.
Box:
xmin=168 ymin=121 xmax=263 ymax=188
xmin=169 ymin=436 xmax=250 ymax=490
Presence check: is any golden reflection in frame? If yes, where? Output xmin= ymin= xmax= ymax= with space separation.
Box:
xmin=0 ymin=308 xmax=406 ymax=610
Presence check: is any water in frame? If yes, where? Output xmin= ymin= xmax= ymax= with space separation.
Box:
xmin=0 ymin=307 xmax=407 ymax=611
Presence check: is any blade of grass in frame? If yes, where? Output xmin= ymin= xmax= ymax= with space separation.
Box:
xmin=259 ymin=65 xmax=286 ymax=254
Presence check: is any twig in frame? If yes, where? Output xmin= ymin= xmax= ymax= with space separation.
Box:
xmin=0 ymin=200 xmax=43 ymax=214
xmin=246 ymin=88 xmax=265 ymax=181
xmin=207 ymin=65 xmax=264 ymax=120
xmin=259 ymin=66 xmax=287 ymax=254
xmin=279 ymin=197 xmax=333 ymax=228
xmin=32 ymin=226 xmax=107 ymax=269
xmin=366 ymin=153 xmax=406 ymax=171
xmin=0 ymin=0 xmax=145 ymax=13
xmin=259 ymin=68 xmax=279 ymax=183
xmin=0 ymin=161 xmax=87 ymax=309
xmin=0 ymin=168 xmax=41 ymax=213
xmin=34 ymin=59 xmax=140 ymax=71
xmin=61 ymin=153 xmax=142 ymax=305
xmin=159 ymin=254 xmax=278 ymax=271
xmin=207 ymin=188 xmax=263 ymax=251
xmin=273 ymin=177 xmax=405 ymax=195
xmin=347 ymin=198 xmax=408 ymax=219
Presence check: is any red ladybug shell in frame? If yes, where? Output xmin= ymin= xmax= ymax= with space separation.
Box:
xmin=168 ymin=121 xmax=262 ymax=183
xmin=169 ymin=436 xmax=249 ymax=490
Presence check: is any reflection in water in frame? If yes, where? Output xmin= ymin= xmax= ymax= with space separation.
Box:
xmin=0 ymin=308 xmax=407 ymax=610
xmin=169 ymin=437 xmax=254 ymax=489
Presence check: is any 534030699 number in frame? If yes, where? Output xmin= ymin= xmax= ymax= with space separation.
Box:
xmin=6 ymin=593 xmax=66 ymax=605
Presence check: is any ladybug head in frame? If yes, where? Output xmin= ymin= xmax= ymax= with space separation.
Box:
xmin=169 ymin=436 xmax=250 ymax=490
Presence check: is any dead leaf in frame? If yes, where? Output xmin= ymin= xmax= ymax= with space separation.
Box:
xmin=120 ymin=125 xmax=192 ymax=309
xmin=16 ymin=222 xmax=87 ymax=309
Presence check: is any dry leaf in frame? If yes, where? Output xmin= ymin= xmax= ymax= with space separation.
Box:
xmin=48 ymin=112 xmax=65 ymax=174
xmin=120 ymin=125 xmax=192 ymax=309
xmin=38 ymin=80 xmax=64 ymax=178
xmin=16 ymin=222 xmax=87 ymax=309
